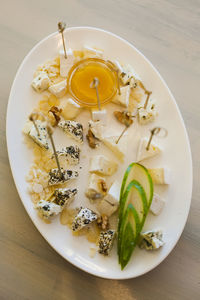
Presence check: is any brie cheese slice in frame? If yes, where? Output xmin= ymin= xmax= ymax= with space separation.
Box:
xmin=48 ymin=79 xmax=67 ymax=98
xmin=60 ymin=98 xmax=81 ymax=120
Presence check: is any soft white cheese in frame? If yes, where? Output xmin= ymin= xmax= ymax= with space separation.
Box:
xmin=119 ymin=64 xmax=140 ymax=86
xmin=89 ymin=155 xmax=118 ymax=176
xmin=58 ymin=120 xmax=83 ymax=143
xmin=60 ymin=98 xmax=81 ymax=120
xmin=148 ymin=168 xmax=171 ymax=185
xmin=85 ymin=173 xmax=106 ymax=200
xmin=23 ymin=120 xmax=49 ymax=149
xmin=59 ymin=48 xmax=74 ymax=77
xmin=36 ymin=200 xmax=62 ymax=219
xmin=48 ymin=79 xmax=67 ymax=98
xmin=91 ymin=109 xmax=107 ymax=124
xmin=112 ymin=85 xmax=130 ymax=108
xmin=102 ymin=135 xmax=127 ymax=162
xmin=72 ymin=207 xmax=97 ymax=231
xmin=97 ymin=181 xmax=120 ymax=217
xmin=31 ymin=71 xmax=51 ymax=93
xmin=150 ymin=193 xmax=165 ymax=215
xmin=137 ymin=137 xmax=161 ymax=162
xmin=138 ymin=98 xmax=157 ymax=125
xmin=139 ymin=230 xmax=164 ymax=250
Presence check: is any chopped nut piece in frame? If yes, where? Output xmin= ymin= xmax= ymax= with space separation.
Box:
xmin=48 ymin=106 xmax=62 ymax=126
xmin=99 ymin=179 xmax=107 ymax=193
xmin=86 ymin=128 xmax=99 ymax=148
xmin=114 ymin=111 xmax=133 ymax=127
xmin=97 ymin=215 xmax=109 ymax=230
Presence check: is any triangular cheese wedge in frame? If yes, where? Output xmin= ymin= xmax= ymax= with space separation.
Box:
xmin=58 ymin=120 xmax=83 ymax=143
xmin=102 ymin=135 xmax=127 ymax=162
xmin=137 ymin=137 xmax=161 ymax=161
xmin=112 ymin=85 xmax=130 ymax=108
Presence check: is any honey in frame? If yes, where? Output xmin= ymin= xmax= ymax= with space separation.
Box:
xmin=68 ymin=58 xmax=117 ymax=107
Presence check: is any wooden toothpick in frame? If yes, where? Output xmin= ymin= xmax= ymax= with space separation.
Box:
xmin=144 ymin=91 xmax=152 ymax=109
xmin=29 ymin=113 xmax=40 ymax=136
xmin=58 ymin=21 xmax=67 ymax=59
xmin=90 ymin=77 xmax=101 ymax=111
xmin=146 ymin=127 xmax=168 ymax=151
xmin=47 ymin=125 xmax=63 ymax=179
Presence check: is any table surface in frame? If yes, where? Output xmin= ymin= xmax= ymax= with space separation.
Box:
xmin=1 ymin=0 xmax=200 ymax=299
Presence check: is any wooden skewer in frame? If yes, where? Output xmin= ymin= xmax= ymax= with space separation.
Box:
xmin=29 ymin=114 xmax=40 ymax=136
xmin=116 ymin=126 xmax=128 ymax=144
xmin=47 ymin=126 xmax=63 ymax=179
xmin=58 ymin=21 xmax=67 ymax=59
xmin=90 ymin=77 xmax=101 ymax=111
xmin=146 ymin=127 xmax=168 ymax=151
xmin=144 ymin=91 xmax=152 ymax=109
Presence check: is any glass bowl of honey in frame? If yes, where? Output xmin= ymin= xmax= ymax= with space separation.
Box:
xmin=67 ymin=58 xmax=118 ymax=107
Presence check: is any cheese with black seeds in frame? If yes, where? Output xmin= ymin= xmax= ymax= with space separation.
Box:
xmin=98 ymin=230 xmax=116 ymax=255
xmin=72 ymin=207 xmax=97 ymax=231
xmin=48 ymin=168 xmax=78 ymax=186
xmin=54 ymin=188 xmax=77 ymax=207
xmin=58 ymin=120 xmax=83 ymax=143
xmin=54 ymin=145 xmax=80 ymax=165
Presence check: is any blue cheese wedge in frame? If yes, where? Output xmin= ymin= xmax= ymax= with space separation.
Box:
xmin=58 ymin=120 xmax=83 ymax=143
xmin=97 ymin=180 xmax=120 ymax=217
xmin=59 ymin=49 xmax=74 ymax=77
xmin=48 ymin=168 xmax=78 ymax=186
xmin=54 ymin=145 xmax=80 ymax=165
xmin=112 ymin=85 xmax=130 ymax=108
xmin=72 ymin=207 xmax=97 ymax=231
xmin=150 ymin=193 xmax=165 ymax=215
xmin=138 ymin=98 xmax=157 ymax=125
xmin=36 ymin=200 xmax=62 ymax=219
xmin=91 ymin=109 xmax=107 ymax=124
xmin=147 ymin=168 xmax=171 ymax=185
xmin=98 ymin=230 xmax=116 ymax=255
xmin=60 ymin=98 xmax=81 ymax=120
xmin=89 ymin=155 xmax=118 ymax=176
xmin=54 ymin=188 xmax=77 ymax=207
xmin=31 ymin=71 xmax=51 ymax=92
xmin=137 ymin=137 xmax=161 ymax=162
xmin=48 ymin=79 xmax=67 ymax=98
xmin=23 ymin=120 xmax=49 ymax=149
xmin=139 ymin=230 xmax=164 ymax=250
xmin=85 ymin=173 xmax=107 ymax=200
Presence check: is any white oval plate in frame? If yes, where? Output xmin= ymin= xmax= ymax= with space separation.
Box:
xmin=6 ymin=27 xmax=192 ymax=279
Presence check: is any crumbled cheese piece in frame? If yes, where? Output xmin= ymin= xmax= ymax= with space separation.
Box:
xmin=32 ymin=183 xmax=43 ymax=194
xmin=72 ymin=207 xmax=97 ymax=231
xmin=112 ymin=85 xmax=130 ymax=108
xmin=137 ymin=137 xmax=161 ymax=162
xmin=48 ymin=168 xmax=78 ymax=186
xmin=119 ymin=64 xmax=139 ymax=86
xmin=31 ymin=71 xmax=51 ymax=93
xmin=36 ymin=200 xmax=62 ymax=219
xmin=88 ymin=120 xmax=104 ymax=140
xmin=23 ymin=120 xmax=49 ymax=150
xmin=59 ymin=49 xmax=74 ymax=77
xmin=58 ymin=120 xmax=83 ymax=143
xmin=60 ymin=98 xmax=81 ymax=120
xmin=139 ymin=230 xmax=164 ymax=250
xmin=138 ymin=98 xmax=157 ymax=125
xmin=85 ymin=173 xmax=106 ymax=200
xmin=147 ymin=168 xmax=171 ymax=185
xmin=150 ymin=193 xmax=165 ymax=215
xmin=91 ymin=109 xmax=107 ymax=124
xmin=54 ymin=145 xmax=80 ymax=165
xmin=98 ymin=230 xmax=116 ymax=255
xmin=54 ymin=188 xmax=77 ymax=207
xmin=97 ymin=181 xmax=120 ymax=217
xmin=83 ymin=46 xmax=103 ymax=58
xmin=89 ymin=155 xmax=118 ymax=176
xmin=48 ymin=79 xmax=67 ymax=98
xmin=102 ymin=135 xmax=127 ymax=162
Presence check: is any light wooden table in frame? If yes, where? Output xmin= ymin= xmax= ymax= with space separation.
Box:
xmin=1 ymin=0 xmax=199 ymax=299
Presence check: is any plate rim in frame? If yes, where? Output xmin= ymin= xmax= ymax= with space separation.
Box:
xmin=6 ymin=26 xmax=193 ymax=280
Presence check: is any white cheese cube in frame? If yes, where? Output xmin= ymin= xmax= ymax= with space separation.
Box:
xmin=48 ymin=168 xmax=78 ymax=186
xmin=139 ymin=230 xmax=164 ymax=250
xmin=91 ymin=109 xmax=107 ymax=124
xmin=36 ymin=200 xmax=62 ymax=219
xmin=137 ymin=137 xmax=161 ymax=162
xmin=148 ymin=168 xmax=171 ymax=185
xmin=55 ymin=145 xmax=80 ymax=165
xmin=120 ymin=64 xmax=139 ymax=85
xmin=83 ymin=46 xmax=103 ymax=58
xmin=138 ymin=98 xmax=157 ymax=125
xmin=88 ymin=120 xmax=104 ymax=140
xmin=58 ymin=120 xmax=83 ymax=143
xmin=150 ymin=193 xmax=165 ymax=215
xmin=102 ymin=135 xmax=127 ymax=162
xmin=90 ymin=155 xmax=118 ymax=176
xmin=112 ymin=85 xmax=130 ymax=108
xmin=97 ymin=181 xmax=120 ymax=217
xmin=60 ymin=98 xmax=81 ymax=120
xmin=85 ymin=174 xmax=106 ymax=200
xmin=31 ymin=71 xmax=50 ymax=93
xmin=59 ymin=48 xmax=74 ymax=77
xmin=54 ymin=188 xmax=77 ymax=207
xmin=48 ymin=79 xmax=67 ymax=98
xmin=23 ymin=120 xmax=49 ymax=150
xmin=98 ymin=230 xmax=116 ymax=255
xmin=72 ymin=207 xmax=97 ymax=231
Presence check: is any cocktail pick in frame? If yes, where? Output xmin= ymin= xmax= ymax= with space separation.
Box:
xmin=114 ymin=111 xmax=134 ymax=144
xmin=29 ymin=112 xmax=42 ymax=136
xmin=47 ymin=125 xmax=63 ymax=179
xmin=90 ymin=77 xmax=101 ymax=111
xmin=144 ymin=91 xmax=152 ymax=109
xmin=146 ymin=127 xmax=168 ymax=151
xmin=58 ymin=21 xmax=67 ymax=59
